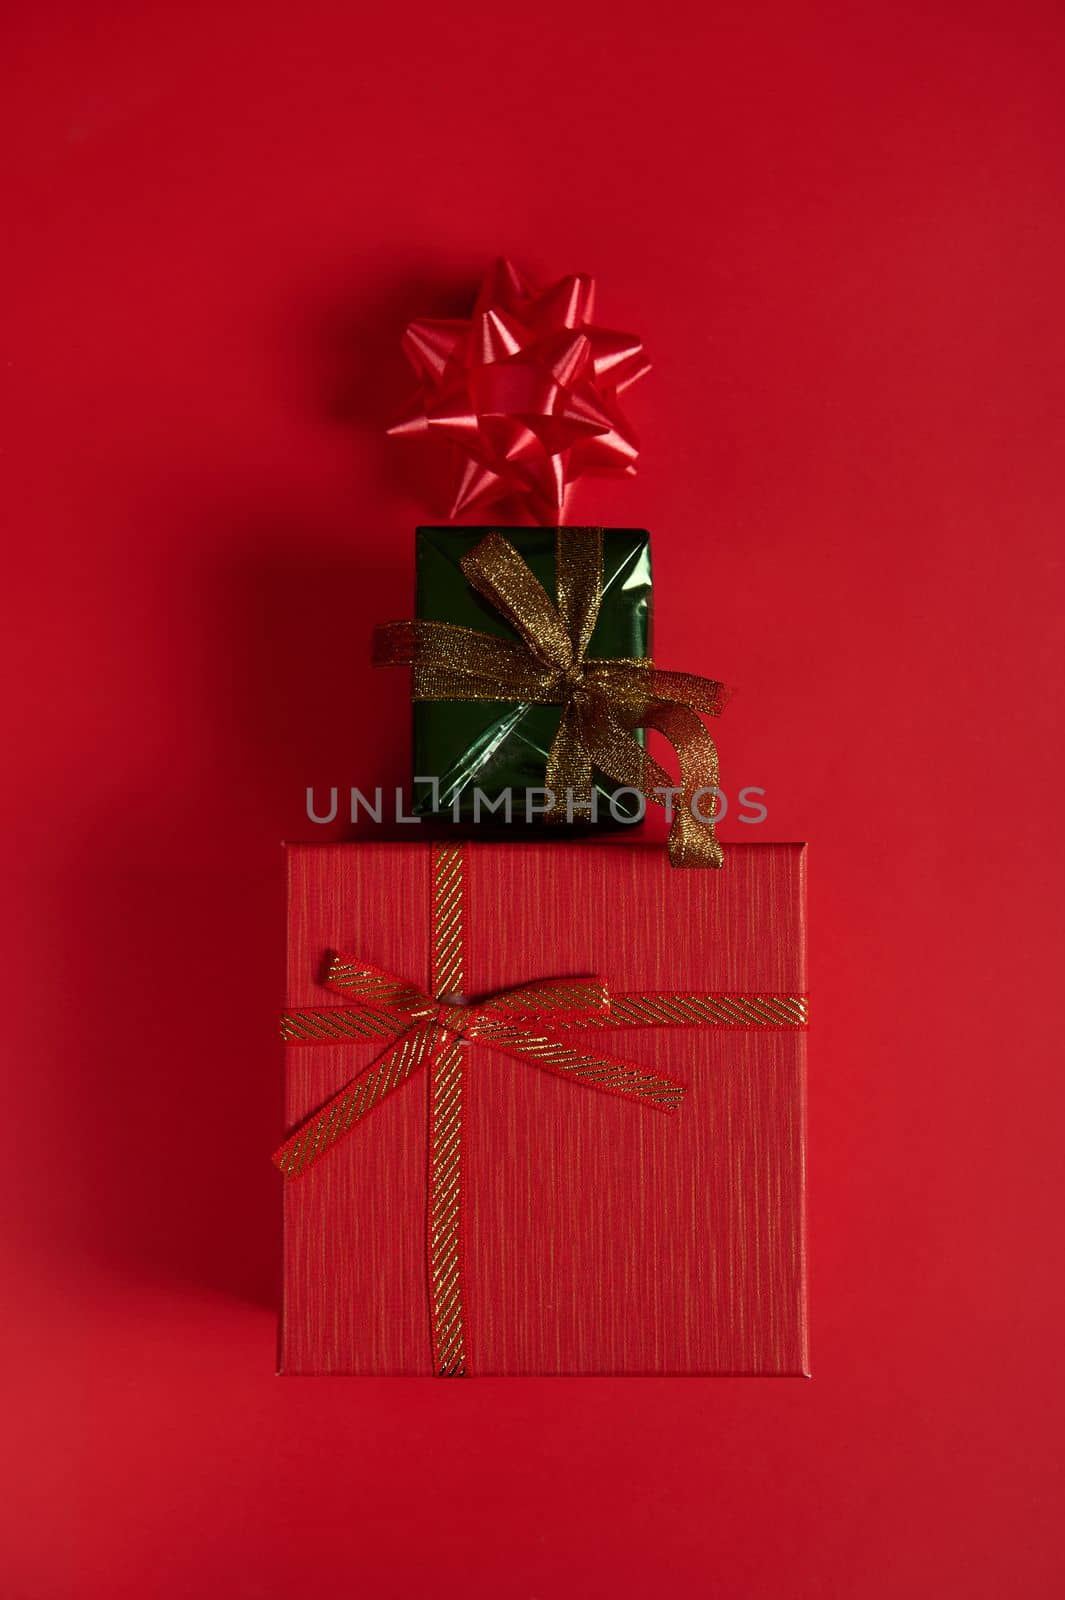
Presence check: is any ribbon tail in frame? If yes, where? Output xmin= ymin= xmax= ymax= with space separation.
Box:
xmin=478 ymin=1023 xmax=686 ymax=1110
xmin=544 ymin=697 xmax=593 ymax=822
xmin=641 ymin=702 xmax=725 ymax=868
xmin=273 ymin=1023 xmax=443 ymax=1179
xmin=584 ymin=692 xmax=726 ymax=869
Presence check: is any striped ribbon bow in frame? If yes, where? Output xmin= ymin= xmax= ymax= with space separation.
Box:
xmin=274 ymin=961 xmax=686 ymax=1183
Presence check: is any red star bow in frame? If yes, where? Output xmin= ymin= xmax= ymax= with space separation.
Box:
xmin=388 ymin=258 xmax=650 ymax=524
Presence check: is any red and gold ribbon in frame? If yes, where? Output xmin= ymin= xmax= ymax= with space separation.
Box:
xmin=275 ymin=843 xmax=808 ymax=1375
xmin=374 ymin=528 xmax=729 ymax=867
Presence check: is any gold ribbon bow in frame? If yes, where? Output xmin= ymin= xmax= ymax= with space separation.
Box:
xmin=276 ymin=964 xmax=685 ymax=1378
xmin=275 ymin=964 xmax=687 ymax=1184
xmin=373 ymin=528 xmax=728 ymax=866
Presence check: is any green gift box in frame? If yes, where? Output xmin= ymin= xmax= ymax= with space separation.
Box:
xmin=411 ymin=526 xmax=652 ymax=825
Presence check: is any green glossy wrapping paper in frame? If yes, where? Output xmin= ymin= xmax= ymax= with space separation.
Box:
xmin=412 ymin=527 xmax=652 ymax=825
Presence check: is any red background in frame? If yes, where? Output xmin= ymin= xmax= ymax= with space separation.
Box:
xmin=3 ymin=2 xmax=1063 ymax=1595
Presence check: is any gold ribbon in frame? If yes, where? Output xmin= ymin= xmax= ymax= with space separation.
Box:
xmin=373 ymin=529 xmax=729 ymax=866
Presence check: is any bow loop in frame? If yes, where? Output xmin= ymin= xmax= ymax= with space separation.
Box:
xmin=460 ymin=532 xmax=578 ymax=674
xmin=477 ymin=976 xmax=611 ymax=1028
xmin=325 ymin=954 xmax=435 ymax=1023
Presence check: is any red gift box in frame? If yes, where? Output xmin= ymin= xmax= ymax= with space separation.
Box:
xmin=279 ymin=840 xmax=808 ymax=1377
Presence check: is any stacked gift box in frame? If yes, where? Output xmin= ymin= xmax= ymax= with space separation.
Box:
xmin=275 ymin=262 xmax=809 ymax=1377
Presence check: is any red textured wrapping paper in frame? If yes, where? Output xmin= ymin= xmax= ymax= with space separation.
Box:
xmin=280 ymin=841 xmax=808 ymax=1376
